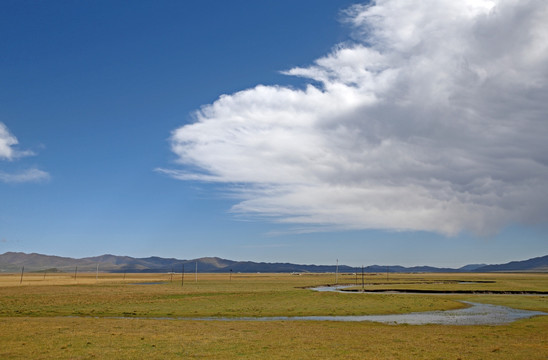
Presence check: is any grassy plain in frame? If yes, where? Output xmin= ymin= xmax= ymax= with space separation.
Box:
xmin=0 ymin=272 xmax=547 ymax=359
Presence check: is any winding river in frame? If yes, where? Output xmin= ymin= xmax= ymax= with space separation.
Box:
xmin=220 ymin=301 xmax=544 ymax=325
xmin=82 ymin=285 xmax=546 ymax=325
xmin=303 ymin=285 xmax=547 ymax=325
xmin=95 ymin=301 xmax=545 ymax=325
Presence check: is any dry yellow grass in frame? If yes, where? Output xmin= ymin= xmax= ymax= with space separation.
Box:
xmin=0 ymin=272 xmax=546 ymax=359
xmin=0 ymin=315 xmax=546 ymax=359
xmin=0 ymin=272 xmax=175 ymax=287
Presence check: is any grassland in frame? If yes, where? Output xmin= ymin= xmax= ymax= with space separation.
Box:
xmin=0 ymin=272 xmax=547 ymax=359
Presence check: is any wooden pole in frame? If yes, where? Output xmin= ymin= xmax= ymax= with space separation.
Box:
xmin=43 ymin=270 xmax=47 ymax=280
xmin=170 ymin=266 xmax=173 ymax=283
xmin=96 ymin=263 xmax=99 ymax=281
xmin=335 ymin=259 xmax=339 ymax=284
xmin=181 ymin=264 xmax=184 ymax=287
xmin=20 ymin=266 xmax=24 ymax=284
xmin=230 ymin=269 xmax=232 ymax=281
xmin=195 ymin=261 xmax=198 ymax=283
xmin=361 ymin=265 xmax=364 ymax=291
xmin=74 ymin=266 xmax=78 ymax=280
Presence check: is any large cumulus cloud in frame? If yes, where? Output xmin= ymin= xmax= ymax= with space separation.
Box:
xmin=165 ymin=0 xmax=548 ymax=236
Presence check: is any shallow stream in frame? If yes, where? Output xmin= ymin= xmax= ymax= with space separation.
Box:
xmin=304 ymin=285 xmax=546 ymax=325
xmin=73 ymin=285 xmax=546 ymax=325
xmin=242 ymin=301 xmax=545 ymax=325
xmin=91 ymin=302 xmax=545 ymax=325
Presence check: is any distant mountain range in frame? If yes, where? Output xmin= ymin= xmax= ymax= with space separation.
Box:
xmin=0 ymin=252 xmax=547 ymax=273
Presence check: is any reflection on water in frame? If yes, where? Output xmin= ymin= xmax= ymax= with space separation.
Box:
xmin=67 ymin=284 xmax=546 ymax=325
xmin=127 ymin=302 xmax=543 ymax=325
xmin=269 ymin=302 xmax=545 ymax=325
xmin=306 ymin=285 xmax=546 ymax=325
xmin=86 ymin=302 xmax=545 ymax=325
xmin=313 ymin=285 xmax=354 ymax=292
xmin=184 ymin=302 xmax=544 ymax=325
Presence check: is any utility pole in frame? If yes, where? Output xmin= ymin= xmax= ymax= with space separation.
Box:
xmin=74 ymin=266 xmax=78 ymax=281
xmin=195 ymin=261 xmax=198 ymax=283
xmin=361 ymin=265 xmax=364 ymax=291
xmin=96 ymin=263 xmax=99 ymax=281
xmin=335 ymin=259 xmax=339 ymax=284
xmin=20 ymin=266 xmax=24 ymax=285
xmin=181 ymin=264 xmax=185 ymax=287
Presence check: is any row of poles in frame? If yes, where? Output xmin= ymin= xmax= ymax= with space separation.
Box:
xmin=335 ymin=260 xmax=391 ymax=290
xmin=19 ymin=259 xmax=386 ymax=288
xmin=170 ymin=262 xmax=204 ymax=287
xmin=18 ymin=262 xmax=207 ymax=286
xmin=19 ymin=265 xmax=106 ymax=284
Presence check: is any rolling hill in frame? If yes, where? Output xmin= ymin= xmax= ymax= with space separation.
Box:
xmin=473 ymin=255 xmax=548 ymax=272
xmin=0 ymin=252 xmax=546 ymax=273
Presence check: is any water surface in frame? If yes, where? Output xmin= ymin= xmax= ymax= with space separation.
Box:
xmin=68 ymin=284 xmax=546 ymax=325
xmin=271 ymin=301 xmax=545 ymax=325
xmin=82 ymin=301 xmax=545 ymax=325
xmin=306 ymin=285 xmax=546 ymax=324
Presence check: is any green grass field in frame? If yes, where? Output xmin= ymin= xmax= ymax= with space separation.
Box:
xmin=0 ymin=272 xmax=547 ymax=359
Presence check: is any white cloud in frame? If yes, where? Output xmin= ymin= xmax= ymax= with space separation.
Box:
xmin=0 ymin=169 xmax=50 ymax=183
xmin=0 ymin=122 xmax=19 ymax=160
xmin=167 ymin=0 xmax=548 ymax=236
xmin=0 ymin=122 xmax=35 ymax=160
xmin=0 ymin=122 xmax=49 ymax=183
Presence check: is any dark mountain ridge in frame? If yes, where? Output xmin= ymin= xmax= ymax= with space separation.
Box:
xmin=0 ymin=252 xmax=546 ymax=273
xmin=474 ymin=255 xmax=548 ymax=272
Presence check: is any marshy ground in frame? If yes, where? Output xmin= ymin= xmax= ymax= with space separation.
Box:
xmin=0 ymin=272 xmax=546 ymax=359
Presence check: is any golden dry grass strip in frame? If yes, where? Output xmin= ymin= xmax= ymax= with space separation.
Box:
xmin=0 ymin=316 xmax=546 ymax=359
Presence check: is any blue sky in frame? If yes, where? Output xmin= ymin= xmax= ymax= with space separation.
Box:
xmin=1 ymin=0 xmax=547 ymax=268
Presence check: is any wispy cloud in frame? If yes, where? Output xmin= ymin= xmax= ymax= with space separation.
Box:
xmin=0 ymin=122 xmax=49 ymax=183
xmin=167 ymin=0 xmax=548 ymax=236
xmin=240 ymin=243 xmax=290 ymax=249
xmin=0 ymin=169 xmax=50 ymax=183
xmin=155 ymin=168 xmax=222 ymax=182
